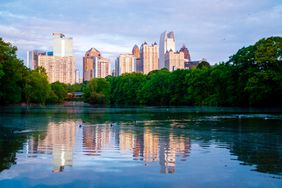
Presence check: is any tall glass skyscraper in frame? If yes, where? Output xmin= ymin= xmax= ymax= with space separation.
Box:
xmin=159 ymin=31 xmax=175 ymax=69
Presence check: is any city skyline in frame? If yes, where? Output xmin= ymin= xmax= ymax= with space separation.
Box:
xmin=1 ymin=0 xmax=282 ymax=75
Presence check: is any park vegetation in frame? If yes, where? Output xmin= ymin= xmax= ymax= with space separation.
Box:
xmin=0 ymin=37 xmax=83 ymax=105
xmin=1 ymin=36 xmax=281 ymax=107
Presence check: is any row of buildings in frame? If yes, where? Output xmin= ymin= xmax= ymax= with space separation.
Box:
xmin=26 ymin=31 xmax=205 ymax=84
xmin=112 ymin=31 xmax=201 ymax=77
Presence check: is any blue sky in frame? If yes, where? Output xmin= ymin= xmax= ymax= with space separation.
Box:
xmin=0 ymin=0 xmax=281 ymax=72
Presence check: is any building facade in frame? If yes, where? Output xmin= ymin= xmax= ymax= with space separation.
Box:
xmin=164 ymin=50 xmax=184 ymax=71
xmin=115 ymin=54 xmax=136 ymax=76
xmin=38 ymin=55 xmax=76 ymax=84
xmin=140 ymin=42 xmax=159 ymax=74
xmin=94 ymin=57 xmax=111 ymax=78
xmin=159 ymin=31 xmax=175 ymax=69
xmin=179 ymin=45 xmax=191 ymax=63
xmin=34 ymin=33 xmax=76 ymax=84
xmin=75 ymin=69 xmax=80 ymax=84
xmin=83 ymin=48 xmax=101 ymax=81
xmin=26 ymin=50 xmax=46 ymax=70
xmin=53 ymin=33 xmax=73 ymax=57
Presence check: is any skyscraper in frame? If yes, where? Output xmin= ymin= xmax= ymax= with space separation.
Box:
xmin=37 ymin=33 xmax=76 ymax=84
xmin=75 ymin=69 xmax=80 ymax=83
xmin=180 ymin=45 xmax=191 ymax=62
xmin=159 ymin=31 xmax=175 ymax=69
xmin=53 ymin=33 xmax=73 ymax=57
xmin=83 ymin=48 xmax=101 ymax=81
xmin=140 ymin=42 xmax=159 ymax=74
xmin=132 ymin=45 xmax=140 ymax=59
xmin=83 ymin=48 xmax=111 ymax=80
xmin=26 ymin=50 xmax=46 ymax=70
xmin=115 ymin=54 xmax=136 ymax=76
xmin=38 ymin=55 xmax=76 ymax=84
xmin=132 ymin=45 xmax=142 ymax=73
xmin=94 ymin=57 xmax=111 ymax=78
xmin=164 ymin=50 xmax=184 ymax=71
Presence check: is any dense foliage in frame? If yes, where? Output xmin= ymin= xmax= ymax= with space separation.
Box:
xmin=83 ymin=78 xmax=110 ymax=104
xmin=0 ymin=38 xmax=83 ymax=105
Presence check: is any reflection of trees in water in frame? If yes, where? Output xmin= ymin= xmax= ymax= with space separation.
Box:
xmin=192 ymin=118 xmax=282 ymax=175
xmin=0 ymin=127 xmax=26 ymax=172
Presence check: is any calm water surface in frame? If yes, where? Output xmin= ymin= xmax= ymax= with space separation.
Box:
xmin=0 ymin=105 xmax=282 ymax=187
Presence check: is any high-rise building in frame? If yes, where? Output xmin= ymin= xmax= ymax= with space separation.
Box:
xmin=159 ymin=31 xmax=175 ymax=69
xmin=135 ymin=58 xmax=143 ymax=73
xmin=53 ymin=33 xmax=73 ymax=57
xmin=83 ymin=48 xmax=101 ymax=81
xmin=38 ymin=55 xmax=76 ymax=84
xmin=83 ymin=48 xmax=111 ymax=80
xmin=36 ymin=33 xmax=76 ymax=84
xmin=165 ymin=50 xmax=184 ymax=71
xmin=115 ymin=54 xmax=136 ymax=76
xmin=26 ymin=50 xmax=46 ymax=70
xmin=179 ymin=45 xmax=191 ymax=63
xmin=140 ymin=42 xmax=159 ymax=74
xmin=75 ymin=69 xmax=80 ymax=84
xmin=132 ymin=45 xmax=142 ymax=73
xmin=95 ymin=57 xmax=111 ymax=78
xmin=132 ymin=45 xmax=140 ymax=59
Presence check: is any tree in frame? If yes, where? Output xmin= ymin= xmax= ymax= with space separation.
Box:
xmin=83 ymin=78 xmax=110 ymax=104
xmin=23 ymin=69 xmax=50 ymax=104
xmin=0 ymin=38 xmax=27 ymax=104
xmin=50 ymin=82 xmax=67 ymax=103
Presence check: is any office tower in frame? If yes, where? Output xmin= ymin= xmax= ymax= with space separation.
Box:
xmin=115 ymin=54 xmax=136 ymax=76
xmin=140 ymin=42 xmax=159 ymax=74
xmin=83 ymin=48 xmax=101 ymax=81
xmin=36 ymin=33 xmax=76 ymax=84
xmin=38 ymin=55 xmax=76 ymax=84
xmin=179 ymin=45 xmax=191 ymax=62
xmin=94 ymin=57 xmax=111 ymax=78
xmin=83 ymin=48 xmax=111 ymax=80
xmin=159 ymin=31 xmax=175 ymax=69
xmin=132 ymin=45 xmax=140 ymax=59
xmin=135 ymin=58 xmax=143 ymax=73
xmin=75 ymin=69 xmax=80 ymax=83
xmin=132 ymin=45 xmax=142 ymax=73
xmin=164 ymin=50 xmax=184 ymax=71
xmin=26 ymin=50 xmax=46 ymax=70
xmin=53 ymin=33 xmax=73 ymax=57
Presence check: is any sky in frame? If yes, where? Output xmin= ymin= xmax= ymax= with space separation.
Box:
xmin=0 ymin=0 xmax=282 ymax=73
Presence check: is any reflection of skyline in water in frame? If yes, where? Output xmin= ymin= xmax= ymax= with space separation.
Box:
xmin=24 ymin=120 xmax=191 ymax=174
xmin=1 ymin=112 xmax=282 ymax=178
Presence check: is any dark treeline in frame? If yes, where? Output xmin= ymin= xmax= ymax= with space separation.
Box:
xmin=84 ymin=37 xmax=282 ymax=107
xmin=0 ymin=38 xmax=82 ymax=105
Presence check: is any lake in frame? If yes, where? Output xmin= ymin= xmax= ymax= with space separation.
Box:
xmin=0 ymin=104 xmax=282 ymax=187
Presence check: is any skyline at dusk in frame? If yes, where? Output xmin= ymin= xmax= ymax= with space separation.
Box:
xmin=0 ymin=0 xmax=282 ymax=73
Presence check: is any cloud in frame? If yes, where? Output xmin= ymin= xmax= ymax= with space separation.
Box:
xmin=0 ymin=0 xmax=281 ymax=72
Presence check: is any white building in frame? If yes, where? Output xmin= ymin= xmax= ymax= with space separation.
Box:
xmin=75 ymin=69 xmax=80 ymax=83
xmin=159 ymin=31 xmax=175 ymax=69
xmin=53 ymin=33 xmax=73 ymax=57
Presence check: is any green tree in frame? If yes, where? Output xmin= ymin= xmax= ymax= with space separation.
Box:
xmin=0 ymin=38 xmax=27 ymax=104
xmin=138 ymin=69 xmax=170 ymax=105
xmin=50 ymin=82 xmax=67 ymax=103
xmin=83 ymin=78 xmax=110 ymax=104
xmin=23 ymin=69 xmax=50 ymax=104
